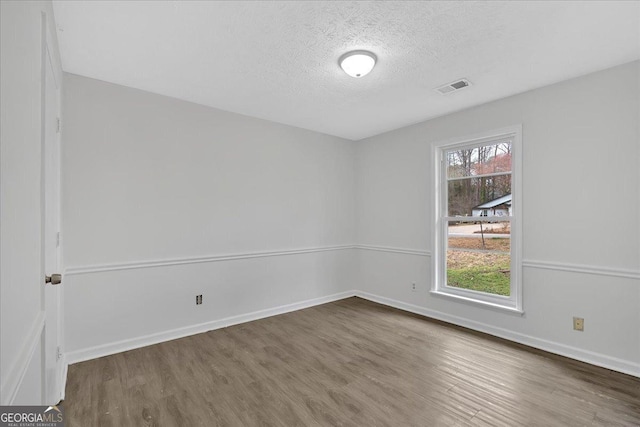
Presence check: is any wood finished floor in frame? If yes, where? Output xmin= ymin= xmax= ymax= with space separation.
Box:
xmin=64 ymin=297 xmax=640 ymax=426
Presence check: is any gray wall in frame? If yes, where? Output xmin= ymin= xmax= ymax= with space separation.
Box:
xmin=62 ymin=74 xmax=356 ymax=361
xmin=62 ymin=62 xmax=640 ymax=375
xmin=355 ymin=61 xmax=640 ymax=375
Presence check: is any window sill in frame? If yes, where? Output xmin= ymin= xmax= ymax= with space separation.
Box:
xmin=430 ymin=290 xmax=524 ymax=316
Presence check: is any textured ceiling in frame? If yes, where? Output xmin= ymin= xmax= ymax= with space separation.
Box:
xmin=52 ymin=1 xmax=640 ymax=140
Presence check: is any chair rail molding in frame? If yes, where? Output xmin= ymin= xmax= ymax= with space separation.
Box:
xmin=64 ymin=245 xmax=356 ymax=275
xmin=522 ymin=259 xmax=640 ymax=280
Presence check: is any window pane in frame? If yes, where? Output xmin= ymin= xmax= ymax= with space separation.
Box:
xmin=446 ymin=220 xmax=510 ymax=296
xmin=447 ymin=175 xmax=511 ymax=217
xmin=446 ymin=142 xmax=512 ymax=178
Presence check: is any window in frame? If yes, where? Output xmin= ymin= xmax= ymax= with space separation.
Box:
xmin=432 ymin=126 xmax=522 ymax=312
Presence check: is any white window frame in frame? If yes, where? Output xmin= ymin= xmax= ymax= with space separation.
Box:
xmin=431 ymin=125 xmax=523 ymax=314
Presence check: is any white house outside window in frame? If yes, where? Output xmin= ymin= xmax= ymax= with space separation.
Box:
xmin=432 ymin=126 xmax=523 ymax=313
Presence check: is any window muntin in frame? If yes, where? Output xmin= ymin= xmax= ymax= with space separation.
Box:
xmin=433 ymin=127 xmax=522 ymax=312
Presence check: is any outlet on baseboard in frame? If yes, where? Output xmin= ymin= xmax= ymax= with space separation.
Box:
xmin=411 ymin=282 xmax=417 ymax=292
xmin=573 ymin=317 xmax=584 ymax=331
xmin=196 ymin=294 xmax=203 ymax=305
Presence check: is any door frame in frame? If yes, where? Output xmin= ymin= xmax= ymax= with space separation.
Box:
xmin=40 ymin=10 xmax=65 ymax=405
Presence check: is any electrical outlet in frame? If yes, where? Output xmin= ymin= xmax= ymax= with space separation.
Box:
xmin=573 ymin=317 xmax=584 ymax=331
xmin=411 ymin=282 xmax=417 ymax=292
xmin=196 ymin=294 xmax=203 ymax=305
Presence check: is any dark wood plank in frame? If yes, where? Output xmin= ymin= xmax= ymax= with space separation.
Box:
xmin=63 ymin=297 xmax=640 ymax=426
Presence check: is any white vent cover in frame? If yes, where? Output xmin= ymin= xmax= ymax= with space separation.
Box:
xmin=436 ymin=79 xmax=472 ymax=95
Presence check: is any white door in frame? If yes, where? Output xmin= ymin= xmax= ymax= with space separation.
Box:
xmin=42 ymin=26 xmax=63 ymax=405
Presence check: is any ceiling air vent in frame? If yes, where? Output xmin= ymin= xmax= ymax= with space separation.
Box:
xmin=436 ymin=78 xmax=472 ymax=95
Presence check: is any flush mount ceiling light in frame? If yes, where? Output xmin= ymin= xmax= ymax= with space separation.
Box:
xmin=339 ymin=50 xmax=377 ymax=78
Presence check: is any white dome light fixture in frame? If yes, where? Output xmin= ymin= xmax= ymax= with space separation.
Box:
xmin=339 ymin=50 xmax=377 ymax=78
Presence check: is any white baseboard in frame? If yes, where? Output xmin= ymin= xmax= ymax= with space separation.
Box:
xmin=65 ymin=291 xmax=356 ymax=365
xmin=58 ymin=355 xmax=67 ymax=403
xmin=64 ymin=289 xmax=639 ymax=379
xmin=1 ymin=311 xmax=45 ymax=405
xmin=354 ymin=291 xmax=640 ymax=378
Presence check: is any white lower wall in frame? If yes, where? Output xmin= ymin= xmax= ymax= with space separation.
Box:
xmin=64 ymin=248 xmax=356 ymax=362
xmin=355 ymin=248 xmax=639 ymax=376
xmin=65 ymin=246 xmax=640 ymax=376
xmin=12 ymin=331 xmax=44 ymax=406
